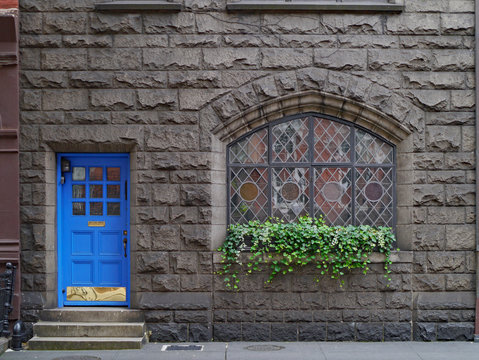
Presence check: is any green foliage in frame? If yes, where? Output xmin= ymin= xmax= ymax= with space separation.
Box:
xmin=217 ymin=216 xmax=395 ymax=290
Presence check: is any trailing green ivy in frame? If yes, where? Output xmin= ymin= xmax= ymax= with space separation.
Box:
xmin=217 ymin=216 xmax=395 ymax=290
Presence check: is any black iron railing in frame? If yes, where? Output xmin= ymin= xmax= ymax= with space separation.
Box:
xmin=0 ymin=263 xmax=15 ymax=337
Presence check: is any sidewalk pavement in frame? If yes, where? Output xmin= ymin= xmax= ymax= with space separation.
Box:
xmin=1 ymin=342 xmax=478 ymax=360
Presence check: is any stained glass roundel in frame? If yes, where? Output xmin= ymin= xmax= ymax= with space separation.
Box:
xmin=281 ymin=182 xmax=300 ymax=201
xmin=227 ymin=113 xmax=395 ymax=227
xmin=240 ymin=182 xmax=259 ymax=202
xmin=364 ymin=181 xmax=384 ymax=202
xmin=322 ymin=182 xmax=343 ymax=202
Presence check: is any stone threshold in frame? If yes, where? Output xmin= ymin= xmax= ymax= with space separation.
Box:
xmin=213 ymin=251 xmax=413 ymax=264
xmin=95 ymin=1 xmax=181 ymax=11
xmin=226 ymin=0 xmax=404 ymax=12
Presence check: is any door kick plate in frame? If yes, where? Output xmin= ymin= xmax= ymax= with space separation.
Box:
xmin=88 ymin=221 xmax=105 ymax=227
xmin=67 ymin=287 xmax=126 ymax=301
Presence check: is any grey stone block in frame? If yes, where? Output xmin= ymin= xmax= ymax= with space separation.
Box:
xmin=298 ymin=323 xmax=326 ymax=341
xmin=271 ymin=324 xmax=298 ymax=341
xmin=196 ymin=13 xmax=260 ymax=34
xmin=137 ymin=90 xmax=177 ymax=110
xmin=143 ymin=48 xmax=201 ymax=70
xmin=189 ymin=323 xmax=211 ymax=342
xmin=262 ymin=48 xmax=312 ymax=69
xmin=314 ymin=49 xmax=366 ymax=71
xmin=386 ymin=13 xmax=440 ymax=35
xmin=139 ymin=292 xmax=211 ymax=310
xmin=416 ymin=291 xmax=475 ymax=310
xmin=355 ymin=323 xmax=383 ymax=342
xmin=175 ymin=311 xmax=209 ymax=323
xmin=242 ymin=323 xmax=270 ymax=341
xmin=90 ymin=13 xmax=142 ymax=34
xmin=63 ymin=35 xmax=112 ymax=48
xmin=384 ymin=323 xmax=411 ymax=341
xmin=437 ymin=323 xmax=474 ymax=341
xmin=43 ymin=13 xmax=87 ymax=34
xmin=144 ymin=310 xmax=173 ymax=323
xmin=89 ymin=49 xmax=141 ymax=70
xmin=21 ymin=71 xmax=67 ymax=88
xmin=414 ymin=323 xmax=436 ymax=341
xmin=43 ymin=89 xmax=88 ymax=111
xmin=21 ymin=35 xmax=62 ymax=48
xmin=319 ymin=14 xmax=382 ymax=34
xmin=152 ymin=275 xmax=180 ymax=292
xmin=144 ymin=13 xmax=195 ymax=34
xmin=203 ymin=48 xmax=259 ymax=69
xmin=213 ymin=324 xmax=241 ymax=341
xmin=148 ymin=323 xmax=188 ymax=342
xmin=327 ymin=323 xmax=355 ymax=341
xmin=70 ymin=72 xmax=112 ymax=88
xmin=137 ymin=252 xmax=169 ymax=274
xmin=90 ymin=89 xmax=135 ymax=110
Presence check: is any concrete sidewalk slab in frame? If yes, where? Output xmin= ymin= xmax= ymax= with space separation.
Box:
xmin=1 ymin=342 xmax=478 ymax=360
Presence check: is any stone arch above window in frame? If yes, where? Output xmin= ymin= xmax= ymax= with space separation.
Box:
xmin=213 ymin=89 xmax=413 ymax=146
xmin=227 ymin=112 xmax=395 ymax=227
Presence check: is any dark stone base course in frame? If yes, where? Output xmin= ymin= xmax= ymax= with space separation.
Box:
xmin=147 ymin=323 xmax=212 ymax=342
xmin=144 ymin=321 xmax=472 ymax=342
xmin=211 ymin=322 xmax=414 ymax=341
xmin=414 ymin=322 xmax=474 ymax=341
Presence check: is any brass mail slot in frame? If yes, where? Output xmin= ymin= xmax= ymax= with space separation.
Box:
xmin=67 ymin=287 xmax=126 ymax=302
xmin=88 ymin=221 xmax=105 ymax=227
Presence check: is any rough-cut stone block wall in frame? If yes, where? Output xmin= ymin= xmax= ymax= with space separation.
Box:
xmin=18 ymin=0 xmax=476 ymax=341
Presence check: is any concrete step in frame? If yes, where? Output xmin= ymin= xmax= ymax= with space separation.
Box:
xmin=39 ymin=307 xmax=144 ymax=323
xmin=28 ymin=336 xmax=146 ymax=350
xmin=33 ymin=321 xmax=145 ymax=338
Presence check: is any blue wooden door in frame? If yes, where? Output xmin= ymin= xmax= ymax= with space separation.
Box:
xmin=58 ymin=154 xmax=130 ymax=306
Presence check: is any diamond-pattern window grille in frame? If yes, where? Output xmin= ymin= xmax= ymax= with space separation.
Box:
xmin=355 ymin=167 xmax=394 ymax=227
xmin=230 ymin=167 xmax=269 ymax=224
xmin=272 ymin=167 xmax=310 ymax=222
xmin=355 ymin=129 xmax=393 ymax=164
xmin=227 ymin=113 xmax=395 ymax=228
xmin=313 ymin=167 xmax=352 ymax=226
xmin=272 ymin=119 xmax=309 ymax=163
xmin=313 ymin=117 xmax=351 ymax=163
xmin=229 ymin=128 xmax=268 ymax=164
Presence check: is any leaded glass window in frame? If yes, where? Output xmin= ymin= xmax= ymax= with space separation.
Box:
xmin=227 ymin=113 xmax=395 ymax=227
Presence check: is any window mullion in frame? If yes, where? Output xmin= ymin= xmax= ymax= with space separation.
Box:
xmin=267 ymin=122 xmax=272 ymax=218
xmin=308 ymin=116 xmax=315 ymax=218
xmin=350 ymin=126 xmax=356 ymax=226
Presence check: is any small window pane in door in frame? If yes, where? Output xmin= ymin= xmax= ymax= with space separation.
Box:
xmin=107 ymin=185 xmax=121 ymax=198
xmin=72 ymin=167 xmax=86 ymax=181
xmin=107 ymin=167 xmax=121 ymax=181
xmin=107 ymin=202 xmax=120 ymax=216
xmin=72 ymin=185 xmax=85 ymax=198
xmin=90 ymin=185 xmax=103 ymax=198
xmin=89 ymin=167 xmax=103 ymax=181
xmin=73 ymin=202 xmax=86 ymax=215
xmin=90 ymin=202 xmax=103 ymax=216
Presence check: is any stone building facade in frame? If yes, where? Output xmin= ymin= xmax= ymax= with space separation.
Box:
xmin=18 ymin=0 xmax=477 ymax=341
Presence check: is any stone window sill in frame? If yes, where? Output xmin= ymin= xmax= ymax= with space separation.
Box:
xmin=226 ymin=0 xmax=404 ymax=12
xmin=95 ymin=1 xmax=181 ymax=12
xmin=213 ymin=251 xmax=412 ymax=264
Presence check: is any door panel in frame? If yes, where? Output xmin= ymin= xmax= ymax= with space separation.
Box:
xmin=58 ymin=154 xmax=129 ymax=306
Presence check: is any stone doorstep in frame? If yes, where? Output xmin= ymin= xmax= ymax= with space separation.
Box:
xmin=29 ymin=308 xmax=147 ymax=350
xmin=27 ymin=336 xmax=146 ymax=351
xmin=33 ymin=321 xmax=146 ymax=338
xmin=39 ymin=307 xmax=144 ymax=322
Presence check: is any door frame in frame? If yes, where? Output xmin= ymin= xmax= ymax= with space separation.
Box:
xmin=56 ymin=153 xmax=131 ymax=307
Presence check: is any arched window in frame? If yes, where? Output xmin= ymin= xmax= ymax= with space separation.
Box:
xmin=227 ymin=113 xmax=395 ymax=227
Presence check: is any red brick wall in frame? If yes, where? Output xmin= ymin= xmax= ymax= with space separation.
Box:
xmin=0 ymin=0 xmax=18 ymax=10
